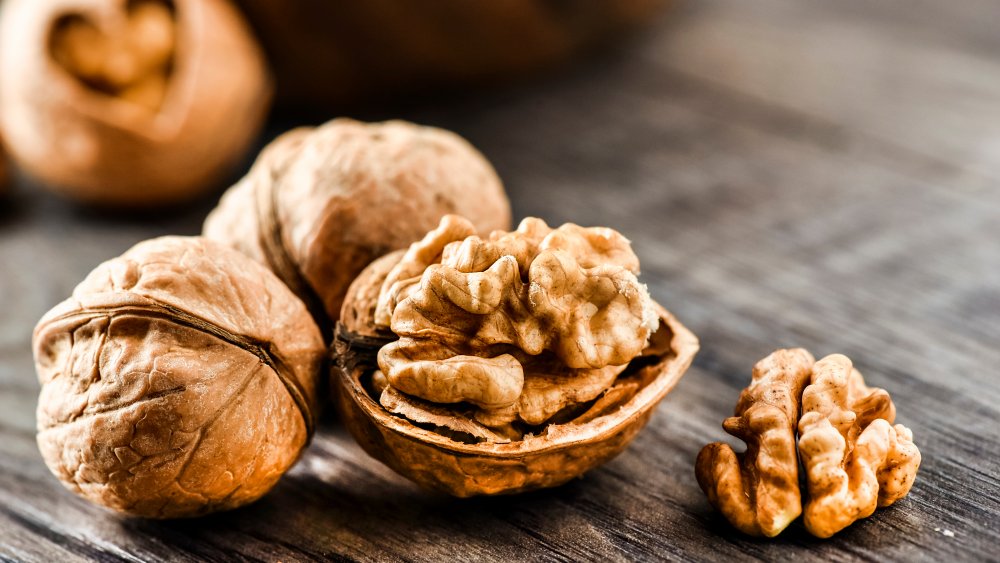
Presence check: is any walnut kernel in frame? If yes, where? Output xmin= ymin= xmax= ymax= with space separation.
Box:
xmin=696 ymin=350 xmax=920 ymax=538
xmin=334 ymin=215 xmax=699 ymax=496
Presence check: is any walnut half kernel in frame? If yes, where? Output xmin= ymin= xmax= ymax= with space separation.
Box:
xmin=334 ymin=215 xmax=699 ymax=496
xmin=696 ymin=349 xmax=921 ymax=538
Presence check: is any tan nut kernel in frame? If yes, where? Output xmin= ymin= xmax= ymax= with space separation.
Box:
xmin=798 ymin=354 xmax=921 ymax=538
xmin=697 ymin=350 xmax=921 ymax=538
xmin=376 ymin=215 xmax=659 ymax=432
xmin=695 ymin=348 xmax=815 ymax=537
xmin=334 ymin=215 xmax=698 ymax=496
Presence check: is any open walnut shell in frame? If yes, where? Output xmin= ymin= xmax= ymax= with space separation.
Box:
xmin=333 ymin=218 xmax=698 ymax=496
xmin=0 ymin=0 xmax=271 ymax=205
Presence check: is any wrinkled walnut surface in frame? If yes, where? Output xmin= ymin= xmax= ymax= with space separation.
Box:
xmin=33 ymin=236 xmax=324 ymax=518
xmin=0 ymin=0 xmax=271 ymax=205
xmin=373 ymin=215 xmax=658 ymax=436
xmin=696 ymin=350 xmax=920 ymax=538
xmin=798 ymin=354 xmax=921 ymax=538
xmin=333 ymin=218 xmax=698 ymax=497
xmin=204 ymin=119 xmax=512 ymax=336
xmin=695 ymin=348 xmax=814 ymax=537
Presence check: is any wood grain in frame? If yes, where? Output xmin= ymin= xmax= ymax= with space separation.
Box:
xmin=2 ymin=0 xmax=998 ymax=560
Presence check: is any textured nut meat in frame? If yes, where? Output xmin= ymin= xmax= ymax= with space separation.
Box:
xmin=204 ymin=119 xmax=512 ymax=336
xmin=374 ymin=215 xmax=659 ymax=435
xmin=798 ymin=354 xmax=921 ymax=538
xmin=0 ymin=0 xmax=271 ymax=205
xmin=695 ymin=348 xmax=815 ymax=537
xmin=333 ymin=215 xmax=698 ymax=496
xmin=696 ymin=350 xmax=921 ymax=538
xmin=33 ymin=236 xmax=324 ymax=518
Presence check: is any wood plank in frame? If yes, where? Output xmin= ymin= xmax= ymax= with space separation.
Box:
xmin=1 ymin=0 xmax=998 ymax=560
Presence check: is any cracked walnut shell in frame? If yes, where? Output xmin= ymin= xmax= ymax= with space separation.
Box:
xmin=696 ymin=350 xmax=920 ymax=538
xmin=334 ymin=215 xmax=698 ymax=496
xmin=204 ymin=119 xmax=512 ymax=337
xmin=0 ymin=0 xmax=271 ymax=205
xmin=33 ymin=236 xmax=324 ymax=518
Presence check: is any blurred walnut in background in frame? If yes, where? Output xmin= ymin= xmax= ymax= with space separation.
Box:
xmin=0 ymin=0 xmax=271 ymax=206
xmin=0 ymin=0 xmax=665 ymax=207
xmin=232 ymin=0 xmax=667 ymax=108
xmin=50 ymin=0 xmax=175 ymax=111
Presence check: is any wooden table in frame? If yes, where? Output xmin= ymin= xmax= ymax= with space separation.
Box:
xmin=2 ymin=0 xmax=998 ymax=560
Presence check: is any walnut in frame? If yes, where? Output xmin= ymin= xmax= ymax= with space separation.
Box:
xmin=334 ymin=215 xmax=699 ymax=496
xmin=232 ymin=0 xmax=666 ymax=108
xmin=203 ymin=119 xmax=512 ymax=338
xmin=695 ymin=348 xmax=815 ymax=537
xmin=33 ymin=236 xmax=324 ymax=518
xmin=696 ymin=350 xmax=920 ymax=538
xmin=0 ymin=0 xmax=271 ymax=205
xmin=798 ymin=354 xmax=921 ymax=538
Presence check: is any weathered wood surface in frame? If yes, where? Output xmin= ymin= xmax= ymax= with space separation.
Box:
xmin=2 ymin=0 xmax=998 ymax=560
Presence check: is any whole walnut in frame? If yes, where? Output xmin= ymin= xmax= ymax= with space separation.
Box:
xmin=0 ymin=0 xmax=271 ymax=206
xmin=232 ymin=0 xmax=667 ymax=108
xmin=33 ymin=236 xmax=324 ymax=518
xmin=334 ymin=215 xmax=699 ymax=496
xmin=203 ymin=118 xmax=512 ymax=338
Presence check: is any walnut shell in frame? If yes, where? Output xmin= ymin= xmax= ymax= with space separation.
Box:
xmin=232 ymin=0 xmax=667 ymax=108
xmin=0 ymin=0 xmax=272 ymax=206
xmin=333 ymin=247 xmax=699 ymax=497
xmin=33 ymin=236 xmax=324 ymax=518
xmin=203 ymin=118 xmax=512 ymax=338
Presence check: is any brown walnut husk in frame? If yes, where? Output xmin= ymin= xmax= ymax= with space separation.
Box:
xmin=203 ymin=118 xmax=512 ymax=337
xmin=33 ymin=236 xmax=324 ymax=518
xmin=0 ymin=0 xmax=271 ymax=206
xmin=333 ymin=216 xmax=698 ymax=496
xmin=233 ymin=0 xmax=667 ymax=109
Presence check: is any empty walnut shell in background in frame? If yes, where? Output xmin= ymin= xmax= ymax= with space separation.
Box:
xmin=33 ymin=236 xmax=324 ymax=518
xmin=0 ymin=0 xmax=272 ymax=206
xmin=203 ymin=118 xmax=512 ymax=337
xmin=333 ymin=241 xmax=699 ymax=497
xmin=232 ymin=0 xmax=668 ymax=109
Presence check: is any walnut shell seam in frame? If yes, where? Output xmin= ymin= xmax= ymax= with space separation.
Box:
xmin=37 ymin=295 xmax=315 ymax=438
xmin=254 ymin=160 xmax=331 ymax=340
